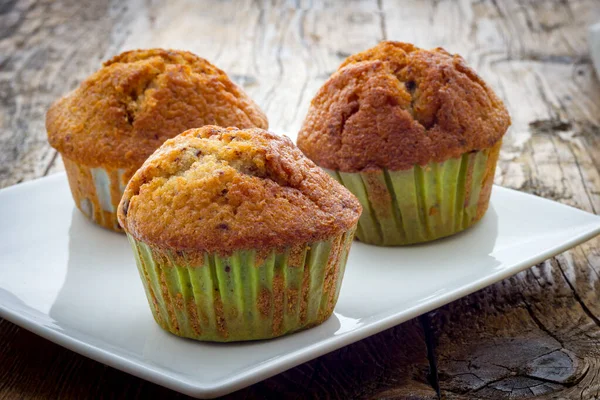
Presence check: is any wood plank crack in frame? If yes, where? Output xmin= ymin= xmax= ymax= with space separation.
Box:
xmin=557 ymin=259 xmax=600 ymax=329
xmin=521 ymin=293 xmax=565 ymax=348
xmin=419 ymin=314 xmax=441 ymax=399
xmin=376 ymin=0 xmax=387 ymax=41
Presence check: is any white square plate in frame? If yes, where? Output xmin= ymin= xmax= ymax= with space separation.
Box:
xmin=0 ymin=173 xmax=599 ymax=398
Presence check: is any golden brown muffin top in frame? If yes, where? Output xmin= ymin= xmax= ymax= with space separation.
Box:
xmin=117 ymin=126 xmax=361 ymax=255
xmin=297 ymin=41 xmax=510 ymax=172
xmin=46 ymin=49 xmax=268 ymax=170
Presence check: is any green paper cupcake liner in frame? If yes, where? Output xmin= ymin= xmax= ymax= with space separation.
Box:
xmin=127 ymin=228 xmax=356 ymax=342
xmin=326 ymin=142 xmax=501 ymax=246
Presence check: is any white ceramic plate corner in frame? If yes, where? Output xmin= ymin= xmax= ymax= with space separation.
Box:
xmin=0 ymin=173 xmax=599 ymax=398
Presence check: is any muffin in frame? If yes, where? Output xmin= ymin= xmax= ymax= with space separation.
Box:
xmin=297 ymin=41 xmax=510 ymax=246
xmin=46 ymin=49 xmax=268 ymax=232
xmin=117 ymin=126 xmax=361 ymax=342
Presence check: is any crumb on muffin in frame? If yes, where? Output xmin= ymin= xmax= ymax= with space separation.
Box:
xmin=118 ymin=126 xmax=362 ymax=254
xmin=297 ymin=41 xmax=511 ymax=172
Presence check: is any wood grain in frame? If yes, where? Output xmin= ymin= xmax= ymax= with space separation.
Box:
xmin=0 ymin=0 xmax=599 ymax=399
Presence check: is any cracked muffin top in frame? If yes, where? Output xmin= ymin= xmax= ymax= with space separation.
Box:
xmin=297 ymin=41 xmax=510 ymax=172
xmin=46 ymin=49 xmax=268 ymax=171
xmin=117 ymin=126 xmax=362 ymax=254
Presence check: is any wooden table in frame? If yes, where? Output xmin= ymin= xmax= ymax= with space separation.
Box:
xmin=1 ymin=0 xmax=599 ymax=398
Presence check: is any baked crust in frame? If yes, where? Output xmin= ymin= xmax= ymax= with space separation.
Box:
xmin=47 ymin=49 xmax=268 ymax=171
xmin=297 ymin=41 xmax=511 ymax=172
xmin=117 ymin=126 xmax=362 ymax=254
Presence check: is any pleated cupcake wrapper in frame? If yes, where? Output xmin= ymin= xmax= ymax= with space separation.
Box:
xmin=127 ymin=228 xmax=356 ymax=342
xmin=326 ymin=141 xmax=501 ymax=246
xmin=62 ymin=157 xmax=128 ymax=232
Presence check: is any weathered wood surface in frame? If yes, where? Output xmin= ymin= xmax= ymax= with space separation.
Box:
xmin=0 ymin=0 xmax=599 ymax=398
